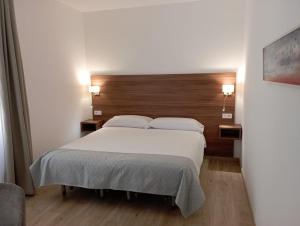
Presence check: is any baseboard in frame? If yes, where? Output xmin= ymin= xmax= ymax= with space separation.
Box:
xmin=241 ymin=168 xmax=256 ymax=226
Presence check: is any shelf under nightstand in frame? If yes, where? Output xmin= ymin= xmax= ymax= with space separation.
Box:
xmin=81 ymin=119 xmax=103 ymax=133
xmin=219 ymin=124 xmax=242 ymax=140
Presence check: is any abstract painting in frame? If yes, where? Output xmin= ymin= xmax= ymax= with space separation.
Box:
xmin=263 ymin=26 xmax=300 ymax=86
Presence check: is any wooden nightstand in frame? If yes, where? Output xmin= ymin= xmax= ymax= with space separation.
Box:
xmin=81 ymin=119 xmax=102 ymax=133
xmin=219 ymin=124 xmax=242 ymax=140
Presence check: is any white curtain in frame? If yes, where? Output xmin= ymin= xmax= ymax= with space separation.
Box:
xmin=0 ymin=0 xmax=35 ymax=194
xmin=0 ymin=92 xmax=4 ymax=182
xmin=0 ymin=44 xmax=4 ymax=182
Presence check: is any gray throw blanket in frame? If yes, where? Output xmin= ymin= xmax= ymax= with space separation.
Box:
xmin=30 ymin=149 xmax=205 ymax=217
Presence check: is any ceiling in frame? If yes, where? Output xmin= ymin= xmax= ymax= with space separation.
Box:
xmin=57 ymin=0 xmax=199 ymax=12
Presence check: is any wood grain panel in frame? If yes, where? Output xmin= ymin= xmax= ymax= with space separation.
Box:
xmin=91 ymin=73 xmax=236 ymax=156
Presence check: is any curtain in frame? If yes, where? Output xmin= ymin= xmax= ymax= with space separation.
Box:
xmin=0 ymin=0 xmax=34 ymax=195
xmin=0 ymin=98 xmax=4 ymax=182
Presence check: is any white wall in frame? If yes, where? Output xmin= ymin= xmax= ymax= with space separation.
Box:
xmin=243 ymin=0 xmax=300 ymax=225
xmin=84 ymin=1 xmax=246 ymax=157
xmin=14 ymin=0 xmax=91 ymax=159
xmin=84 ymin=0 xmax=245 ymax=75
xmin=13 ymin=0 xmax=245 ymax=159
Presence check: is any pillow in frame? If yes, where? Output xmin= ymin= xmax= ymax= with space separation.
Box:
xmin=102 ymin=115 xmax=153 ymax=129
xmin=149 ymin=117 xmax=204 ymax=133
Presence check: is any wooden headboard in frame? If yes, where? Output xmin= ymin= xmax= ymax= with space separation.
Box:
xmin=91 ymin=73 xmax=236 ymax=156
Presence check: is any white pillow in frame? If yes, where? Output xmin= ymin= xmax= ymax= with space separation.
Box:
xmin=102 ymin=115 xmax=153 ymax=129
xmin=149 ymin=117 xmax=204 ymax=133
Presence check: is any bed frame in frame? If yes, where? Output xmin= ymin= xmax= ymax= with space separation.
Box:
xmin=91 ymin=73 xmax=236 ymax=157
xmin=61 ymin=185 xmax=176 ymax=207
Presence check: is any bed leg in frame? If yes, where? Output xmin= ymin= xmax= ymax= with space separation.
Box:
xmin=126 ymin=191 xmax=131 ymax=201
xmin=61 ymin=185 xmax=66 ymax=196
xmin=99 ymin=189 xmax=104 ymax=198
xmin=171 ymin=196 xmax=176 ymax=208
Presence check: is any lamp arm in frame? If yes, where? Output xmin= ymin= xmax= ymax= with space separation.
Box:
xmin=222 ymin=95 xmax=228 ymax=112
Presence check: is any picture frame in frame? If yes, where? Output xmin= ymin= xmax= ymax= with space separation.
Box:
xmin=263 ymin=26 xmax=300 ymax=86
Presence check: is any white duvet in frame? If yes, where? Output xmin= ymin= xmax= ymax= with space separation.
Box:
xmin=62 ymin=127 xmax=206 ymax=174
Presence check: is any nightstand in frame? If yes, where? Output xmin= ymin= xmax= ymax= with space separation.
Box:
xmin=81 ymin=119 xmax=103 ymax=135
xmin=219 ymin=124 xmax=242 ymax=140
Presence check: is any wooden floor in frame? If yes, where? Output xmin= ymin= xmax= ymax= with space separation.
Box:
xmin=26 ymin=157 xmax=255 ymax=226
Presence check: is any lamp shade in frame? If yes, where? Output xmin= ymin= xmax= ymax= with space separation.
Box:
xmin=88 ymin=85 xmax=101 ymax=95
xmin=222 ymin=84 xmax=234 ymax=95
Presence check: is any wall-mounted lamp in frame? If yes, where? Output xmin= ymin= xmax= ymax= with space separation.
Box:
xmin=222 ymin=84 xmax=234 ymax=112
xmin=222 ymin=84 xmax=235 ymax=96
xmin=88 ymin=85 xmax=101 ymax=95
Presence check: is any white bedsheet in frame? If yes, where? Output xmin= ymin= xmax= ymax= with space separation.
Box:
xmin=62 ymin=127 xmax=206 ymax=174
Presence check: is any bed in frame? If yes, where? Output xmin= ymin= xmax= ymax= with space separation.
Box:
xmin=30 ymin=116 xmax=206 ymax=217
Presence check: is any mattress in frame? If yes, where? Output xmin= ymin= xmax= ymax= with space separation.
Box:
xmin=62 ymin=127 xmax=205 ymax=174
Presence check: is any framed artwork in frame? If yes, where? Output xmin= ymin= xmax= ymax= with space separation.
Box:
xmin=263 ymin=26 xmax=300 ymax=86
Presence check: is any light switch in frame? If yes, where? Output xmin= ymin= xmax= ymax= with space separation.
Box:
xmin=222 ymin=113 xmax=233 ymax=119
xmin=94 ymin=110 xmax=102 ymax=116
